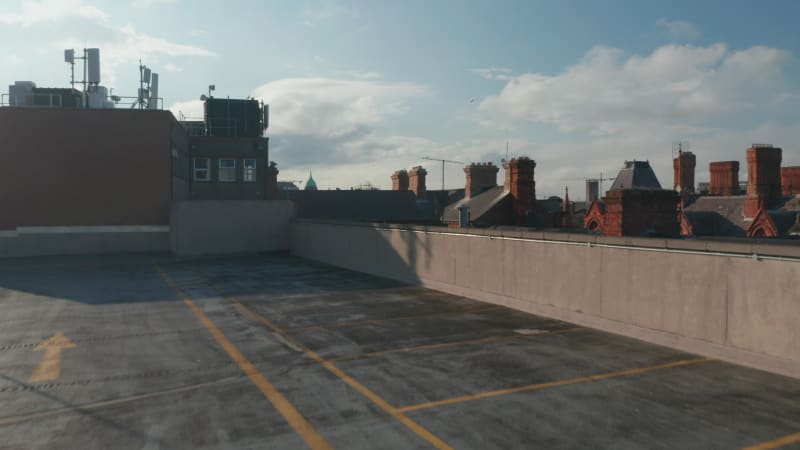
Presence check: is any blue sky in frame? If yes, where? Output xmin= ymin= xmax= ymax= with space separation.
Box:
xmin=2 ymin=0 xmax=799 ymax=198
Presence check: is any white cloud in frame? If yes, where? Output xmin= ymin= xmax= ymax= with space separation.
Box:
xmin=478 ymin=43 xmax=790 ymax=135
xmin=0 ymin=0 xmax=108 ymax=27
xmin=657 ymin=18 xmax=701 ymax=40
xmin=470 ymin=67 xmax=513 ymax=81
xmin=251 ymin=77 xmax=427 ymax=138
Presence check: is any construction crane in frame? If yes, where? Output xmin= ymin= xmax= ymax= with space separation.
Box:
xmin=561 ymin=174 xmax=616 ymax=198
xmin=422 ymin=157 xmax=465 ymax=190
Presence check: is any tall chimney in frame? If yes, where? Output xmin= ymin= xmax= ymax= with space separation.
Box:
xmin=391 ymin=169 xmax=409 ymax=191
xmin=673 ymin=151 xmax=696 ymax=195
xmin=464 ymin=162 xmax=499 ymax=198
xmin=503 ymin=157 xmax=536 ymax=225
xmin=709 ymin=161 xmax=740 ymax=196
xmin=744 ymin=144 xmax=782 ymax=218
xmin=408 ymin=166 xmax=427 ymax=199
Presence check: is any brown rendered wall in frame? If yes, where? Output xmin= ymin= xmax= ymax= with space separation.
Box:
xmin=0 ymin=108 xmax=181 ymax=229
xmin=782 ymin=166 xmax=800 ymax=196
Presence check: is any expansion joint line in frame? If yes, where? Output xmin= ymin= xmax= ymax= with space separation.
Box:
xmin=231 ymin=300 xmax=454 ymax=450
xmin=155 ymin=265 xmax=333 ymax=450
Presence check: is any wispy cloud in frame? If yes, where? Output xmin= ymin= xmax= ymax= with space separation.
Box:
xmin=657 ymin=18 xmax=701 ymax=41
xmin=0 ymin=0 xmax=108 ymax=27
xmin=303 ymin=2 xmax=358 ymax=26
xmin=133 ymin=0 xmax=177 ymax=8
xmin=470 ymin=67 xmax=513 ymax=81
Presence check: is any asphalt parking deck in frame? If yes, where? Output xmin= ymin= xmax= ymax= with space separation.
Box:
xmin=1 ymin=254 xmax=799 ymax=449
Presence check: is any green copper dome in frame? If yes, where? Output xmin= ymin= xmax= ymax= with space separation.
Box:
xmin=305 ymin=172 xmax=318 ymax=191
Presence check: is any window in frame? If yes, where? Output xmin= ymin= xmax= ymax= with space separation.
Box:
xmin=219 ymin=158 xmax=236 ymax=182
xmin=243 ymin=159 xmax=257 ymax=182
xmin=193 ymin=158 xmax=210 ymax=181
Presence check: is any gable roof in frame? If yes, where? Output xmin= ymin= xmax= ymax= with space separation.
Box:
xmin=442 ymin=185 xmax=509 ymax=223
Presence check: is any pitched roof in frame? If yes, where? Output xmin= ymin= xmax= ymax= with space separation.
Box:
xmin=442 ymin=185 xmax=509 ymax=223
xmin=609 ymin=161 xmax=662 ymax=191
xmin=683 ymin=196 xmax=748 ymax=237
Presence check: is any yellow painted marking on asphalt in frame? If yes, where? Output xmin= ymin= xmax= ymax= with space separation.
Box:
xmin=328 ymin=327 xmax=585 ymax=362
xmin=234 ymin=300 xmax=454 ymax=450
xmin=283 ymin=305 xmax=504 ymax=333
xmin=396 ymin=357 xmax=711 ymax=413
xmin=741 ymin=432 xmax=800 ymax=450
xmin=156 ymin=267 xmax=332 ymax=450
xmin=29 ymin=332 xmax=76 ymax=383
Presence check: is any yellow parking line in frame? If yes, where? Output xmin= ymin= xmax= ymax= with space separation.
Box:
xmin=396 ymin=357 xmax=710 ymax=413
xmin=283 ymin=305 xmax=504 ymax=333
xmin=328 ymin=327 xmax=585 ymax=362
xmin=233 ymin=301 xmax=453 ymax=450
xmin=741 ymin=432 xmax=800 ymax=450
xmin=156 ymin=267 xmax=332 ymax=450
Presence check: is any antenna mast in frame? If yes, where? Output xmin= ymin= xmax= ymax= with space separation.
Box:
xmin=422 ymin=157 xmax=465 ymax=190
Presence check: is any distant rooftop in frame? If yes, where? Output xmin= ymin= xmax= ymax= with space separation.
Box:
xmin=609 ymin=160 xmax=662 ymax=191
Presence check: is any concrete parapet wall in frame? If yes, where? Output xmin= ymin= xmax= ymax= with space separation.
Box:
xmin=0 ymin=226 xmax=170 ymax=259
xmin=171 ymin=200 xmax=294 ymax=258
xmin=290 ymin=220 xmax=800 ymax=378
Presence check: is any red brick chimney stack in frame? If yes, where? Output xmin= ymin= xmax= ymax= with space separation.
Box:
xmin=673 ymin=150 xmax=696 ymax=195
xmin=408 ymin=166 xmax=427 ymax=199
xmin=503 ymin=157 xmax=536 ymax=225
xmin=464 ymin=162 xmax=499 ymax=198
xmin=782 ymin=167 xmax=800 ymax=195
xmin=391 ymin=169 xmax=409 ymax=191
xmin=744 ymin=144 xmax=782 ymax=218
xmin=709 ymin=161 xmax=740 ymax=196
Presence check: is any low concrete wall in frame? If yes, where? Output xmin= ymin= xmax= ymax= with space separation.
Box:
xmin=0 ymin=226 xmax=169 ymax=259
xmin=171 ymin=200 xmax=293 ymax=258
xmin=291 ymin=220 xmax=800 ymax=378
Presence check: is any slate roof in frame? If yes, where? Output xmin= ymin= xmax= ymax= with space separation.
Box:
xmin=442 ymin=186 xmax=509 ymax=223
xmin=609 ymin=161 xmax=663 ymax=191
xmin=288 ymin=190 xmax=437 ymax=222
xmin=684 ymin=196 xmax=748 ymax=237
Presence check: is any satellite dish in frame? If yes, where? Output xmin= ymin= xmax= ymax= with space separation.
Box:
xmin=200 ymin=94 xmax=208 ymax=101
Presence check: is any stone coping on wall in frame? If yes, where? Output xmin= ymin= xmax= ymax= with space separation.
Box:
xmin=292 ymin=219 xmax=800 ymax=260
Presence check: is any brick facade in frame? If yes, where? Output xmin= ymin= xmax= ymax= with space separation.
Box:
xmin=503 ymin=157 xmax=536 ymax=226
xmin=709 ymin=161 xmax=740 ymax=196
xmin=781 ymin=166 xmax=800 ymax=196
xmin=391 ymin=169 xmax=409 ymax=191
xmin=673 ymin=151 xmax=696 ymax=195
xmin=744 ymin=145 xmax=782 ymax=218
xmin=408 ymin=166 xmax=427 ymax=199
xmin=464 ymin=163 xmax=499 ymax=198
xmin=602 ymin=189 xmax=680 ymax=237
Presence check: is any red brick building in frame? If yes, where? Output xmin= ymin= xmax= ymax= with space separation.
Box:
xmin=782 ymin=166 xmax=800 ymax=195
